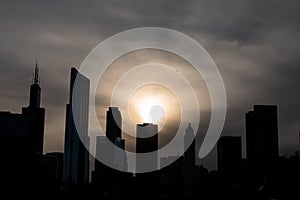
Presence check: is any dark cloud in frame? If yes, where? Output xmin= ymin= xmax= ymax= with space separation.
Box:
xmin=0 ymin=0 xmax=299 ymax=169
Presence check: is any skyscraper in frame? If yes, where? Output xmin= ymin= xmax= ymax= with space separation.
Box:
xmin=217 ymin=136 xmax=242 ymax=171
xmin=183 ymin=123 xmax=196 ymax=199
xmin=92 ymin=107 xmax=127 ymax=196
xmin=135 ymin=123 xmax=159 ymax=199
xmin=0 ymin=112 xmax=34 ymax=191
xmin=63 ymin=67 xmax=90 ymax=185
xmin=136 ymin=123 xmax=158 ymax=172
xmin=106 ymin=107 xmax=122 ymax=144
xmin=104 ymin=106 xmax=127 ymax=171
xmin=246 ymin=105 xmax=279 ymax=168
xmin=114 ymin=137 xmax=127 ymax=171
xmin=0 ymin=62 xmax=46 ymax=190
xmin=184 ymin=123 xmax=195 ymax=167
xmin=92 ymin=136 xmax=113 ymax=193
xmin=22 ymin=61 xmax=45 ymax=157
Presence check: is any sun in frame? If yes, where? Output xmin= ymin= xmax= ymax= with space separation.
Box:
xmin=138 ymin=98 xmax=165 ymax=123
xmin=127 ymin=84 xmax=180 ymax=127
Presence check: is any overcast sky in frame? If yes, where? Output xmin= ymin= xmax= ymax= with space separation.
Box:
xmin=1 ymin=0 xmax=299 ymax=169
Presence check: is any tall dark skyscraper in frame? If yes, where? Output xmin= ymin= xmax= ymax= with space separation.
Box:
xmin=104 ymin=106 xmax=127 ymax=170
xmin=183 ymin=123 xmax=196 ymax=199
xmin=136 ymin=123 xmax=158 ymax=172
xmin=135 ymin=123 xmax=159 ymax=199
xmin=246 ymin=105 xmax=279 ymax=168
xmin=92 ymin=107 xmax=127 ymax=196
xmin=28 ymin=62 xmax=41 ymax=108
xmin=63 ymin=67 xmax=90 ymax=185
xmin=0 ymin=62 xmax=46 ymax=190
xmin=217 ymin=136 xmax=242 ymax=171
xmin=22 ymin=61 xmax=45 ymax=157
xmin=184 ymin=123 xmax=195 ymax=167
xmin=106 ymin=107 xmax=122 ymax=144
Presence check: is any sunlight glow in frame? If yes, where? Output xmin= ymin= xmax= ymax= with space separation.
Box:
xmin=127 ymin=84 xmax=180 ymax=128
xmin=138 ymin=98 xmax=165 ymax=123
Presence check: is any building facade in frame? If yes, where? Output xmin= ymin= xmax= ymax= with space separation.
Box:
xmin=63 ymin=67 xmax=90 ymax=185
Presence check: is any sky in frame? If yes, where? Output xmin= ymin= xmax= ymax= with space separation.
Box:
xmin=1 ymin=0 xmax=300 ymax=169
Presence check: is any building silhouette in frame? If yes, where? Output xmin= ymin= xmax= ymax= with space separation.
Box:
xmin=136 ymin=123 xmax=158 ymax=172
xmin=0 ymin=62 xmax=46 ymax=192
xmin=92 ymin=136 xmax=114 ymax=194
xmin=246 ymin=105 xmax=279 ymax=169
xmin=1 ymin=60 xmax=299 ymax=199
xmin=106 ymin=107 xmax=122 ymax=144
xmin=63 ymin=67 xmax=90 ymax=185
xmin=217 ymin=136 xmax=242 ymax=171
xmin=92 ymin=107 xmax=128 ymax=197
xmin=114 ymin=137 xmax=127 ymax=171
xmin=135 ymin=123 xmax=159 ymax=199
xmin=22 ymin=61 xmax=45 ymax=158
xmin=184 ymin=123 xmax=195 ymax=167
xmin=183 ymin=123 xmax=196 ymax=199
xmin=160 ymin=156 xmax=180 ymax=169
xmin=0 ymin=112 xmax=34 ymax=191
xmin=159 ymin=156 xmax=184 ymax=199
xmin=105 ymin=107 xmax=127 ymax=171
xmin=40 ymin=152 xmax=64 ymax=189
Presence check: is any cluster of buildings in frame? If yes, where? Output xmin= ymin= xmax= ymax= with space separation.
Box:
xmin=0 ymin=63 xmax=299 ymax=199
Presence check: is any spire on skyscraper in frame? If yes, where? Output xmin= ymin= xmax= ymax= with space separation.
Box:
xmin=186 ymin=123 xmax=194 ymax=136
xmin=21 ymin=60 xmax=45 ymax=157
xmin=28 ymin=60 xmax=41 ymax=108
xmin=33 ymin=59 xmax=40 ymax=84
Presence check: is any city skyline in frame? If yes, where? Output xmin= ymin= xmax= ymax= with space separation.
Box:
xmin=0 ymin=61 xmax=299 ymax=199
xmin=3 ymin=62 xmax=298 ymax=165
xmin=1 ymin=1 xmax=300 ymax=168
xmin=2 ymin=63 xmax=300 ymax=169
xmin=1 ymin=1 xmax=300 ymax=199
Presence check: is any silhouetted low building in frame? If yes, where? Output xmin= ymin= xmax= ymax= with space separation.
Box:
xmin=159 ymin=156 xmax=184 ymax=199
xmin=0 ymin=111 xmax=35 ymax=191
xmin=217 ymin=136 xmax=242 ymax=171
xmin=246 ymin=105 xmax=279 ymax=169
xmin=92 ymin=136 xmax=115 ymax=195
xmin=40 ymin=152 xmax=64 ymax=189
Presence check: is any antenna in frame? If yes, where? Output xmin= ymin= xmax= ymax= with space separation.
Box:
xmin=34 ymin=59 xmax=40 ymax=84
